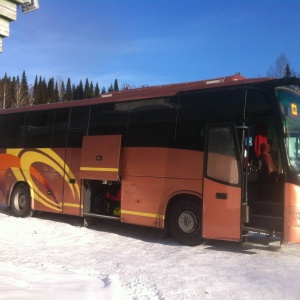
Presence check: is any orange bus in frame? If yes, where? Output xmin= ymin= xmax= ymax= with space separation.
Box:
xmin=0 ymin=74 xmax=300 ymax=246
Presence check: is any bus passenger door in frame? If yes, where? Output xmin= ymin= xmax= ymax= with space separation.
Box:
xmin=202 ymin=124 xmax=243 ymax=241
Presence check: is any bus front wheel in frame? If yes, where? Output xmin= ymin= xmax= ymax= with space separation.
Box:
xmin=11 ymin=184 xmax=33 ymax=218
xmin=169 ymin=197 xmax=203 ymax=246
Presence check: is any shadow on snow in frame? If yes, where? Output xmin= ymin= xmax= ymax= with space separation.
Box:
xmin=0 ymin=205 xmax=283 ymax=253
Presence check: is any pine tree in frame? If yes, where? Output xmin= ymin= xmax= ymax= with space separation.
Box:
xmin=72 ymin=84 xmax=76 ymax=100
xmin=47 ymin=77 xmax=55 ymax=103
xmin=34 ymin=76 xmax=43 ymax=104
xmin=64 ymin=78 xmax=73 ymax=101
xmin=34 ymin=76 xmax=48 ymax=104
xmin=101 ymin=86 xmax=106 ymax=94
xmin=114 ymin=79 xmax=119 ymax=91
xmin=285 ymin=64 xmax=291 ymax=78
xmin=108 ymin=84 xmax=113 ymax=92
xmin=84 ymin=78 xmax=90 ymax=99
xmin=39 ymin=77 xmax=48 ymax=104
xmin=95 ymin=83 xmax=100 ymax=97
xmin=74 ymin=80 xmax=84 ymax=100
xmin=33 ymin=75 xmax=39 ymax=104
xmin=89 ymin=81 xmax=95 ymax=98
xmin=20 ymin=71 xmax=29 ymax=105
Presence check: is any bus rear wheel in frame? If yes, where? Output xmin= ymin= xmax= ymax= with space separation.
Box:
xmin=11 ymin=184 xmax=33 ymax=218
xmin=169 ymin=197 xmax=203 ymax=246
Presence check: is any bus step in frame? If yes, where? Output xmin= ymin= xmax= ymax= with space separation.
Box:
xmin=242 ymin=226 xmax=282 ymax=246
xmin=249 ymin=201 xmax=283 ymax=217
xmin=243 ymin=226 xmax=274 ymax=235
xmin=83 ymin=212 xmax=120 ymax=226
xmin=248 ymin=214 xmax=283 ymax=232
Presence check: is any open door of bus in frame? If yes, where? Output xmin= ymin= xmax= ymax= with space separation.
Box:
xmin=202 ymin=124 xmax=243 ymax=241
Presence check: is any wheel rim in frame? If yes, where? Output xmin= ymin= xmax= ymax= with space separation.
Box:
xmin=14 ymin=192 xmax=26 ymax=211
xmin=178 ymin=210 xmax=198 ymax=234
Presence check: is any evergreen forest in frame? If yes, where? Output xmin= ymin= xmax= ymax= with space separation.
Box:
xmin=0 ymin=53 xmax=298 ymax=109
xmin=0 ymin=71 xmax=120 ymax=109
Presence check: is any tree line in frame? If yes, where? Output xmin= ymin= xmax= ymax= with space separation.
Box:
xmin=0 ymin=71 xmax=120 ymax=109
xmin=0 ymin=53 xmax=299 ymax=109
xmin=266 ymin=53 xmax=299 ymax=79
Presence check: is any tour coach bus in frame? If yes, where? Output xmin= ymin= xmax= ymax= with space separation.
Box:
xmin=0 ymin=74 xmax=300 ymax=246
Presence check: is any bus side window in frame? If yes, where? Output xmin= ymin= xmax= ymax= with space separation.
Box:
xmin=126 ymin=97 xmax=177 ymax=147
xmin=176 ymin=90 xmax=243 ymax=151
xmin=67 ymin=106 xmax=90 ymax=147
xmin=89 ymin=102 xmax=129 ymax=147
xmin=245 ymin=89 xmax=273 ymax=119
xmin=23 ymin=110 xmax=55 ymax=148
xmin=0 ymin=113 xmax=25 ymax=148
xmin=52 ymin=108 xmax=70 ymax=148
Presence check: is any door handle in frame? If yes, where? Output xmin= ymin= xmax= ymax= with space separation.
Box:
xmin=216 ymin=193 xmax=227 ymax=199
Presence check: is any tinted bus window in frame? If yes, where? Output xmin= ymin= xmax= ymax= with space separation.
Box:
xmin=68 ymin=106 xmax=90 ymax=147
xmin=176 ymin=89 xmax=243 ymax=150
xmin=0 ymin=113 xmax=25 ymax=148
xmin=52 ymin=108 xmax=70 ymax=148
xmin=245 ymin=89 xmax=273 ymax=119
xmin=23 ymin=110 xmax=55 ymax=148
xmin=127 ymin=97 xmax=177 ymax=147
xmin=89 ymin=102 xmax=129 ymax=146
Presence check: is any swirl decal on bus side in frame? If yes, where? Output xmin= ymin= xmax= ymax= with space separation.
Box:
xmin=0 ymin=149 xmax=80 ymax=212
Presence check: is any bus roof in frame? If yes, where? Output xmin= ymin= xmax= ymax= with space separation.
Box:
xmin=1 ymin=74 xmax=299 ymax=114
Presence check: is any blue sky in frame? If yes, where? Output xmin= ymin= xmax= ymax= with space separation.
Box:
xmin=1 ymin=0 xmax=300 ymax=89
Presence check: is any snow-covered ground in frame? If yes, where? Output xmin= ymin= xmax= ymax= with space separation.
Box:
xmin=1 ymin=205 xmax=300 ymax=299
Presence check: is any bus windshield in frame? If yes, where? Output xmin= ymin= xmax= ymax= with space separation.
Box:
xmin=276 ymin=86 xmax=300 ymax=172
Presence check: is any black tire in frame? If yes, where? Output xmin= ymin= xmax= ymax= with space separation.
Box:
xmin=10 ymin=184 xmax=33 ymax=218
xmin=169 ymin=197 xmax=203 ymax=246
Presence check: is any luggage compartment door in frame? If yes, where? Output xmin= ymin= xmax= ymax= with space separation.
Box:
xmin=80 ymin=135 xmax=121 ymax=181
